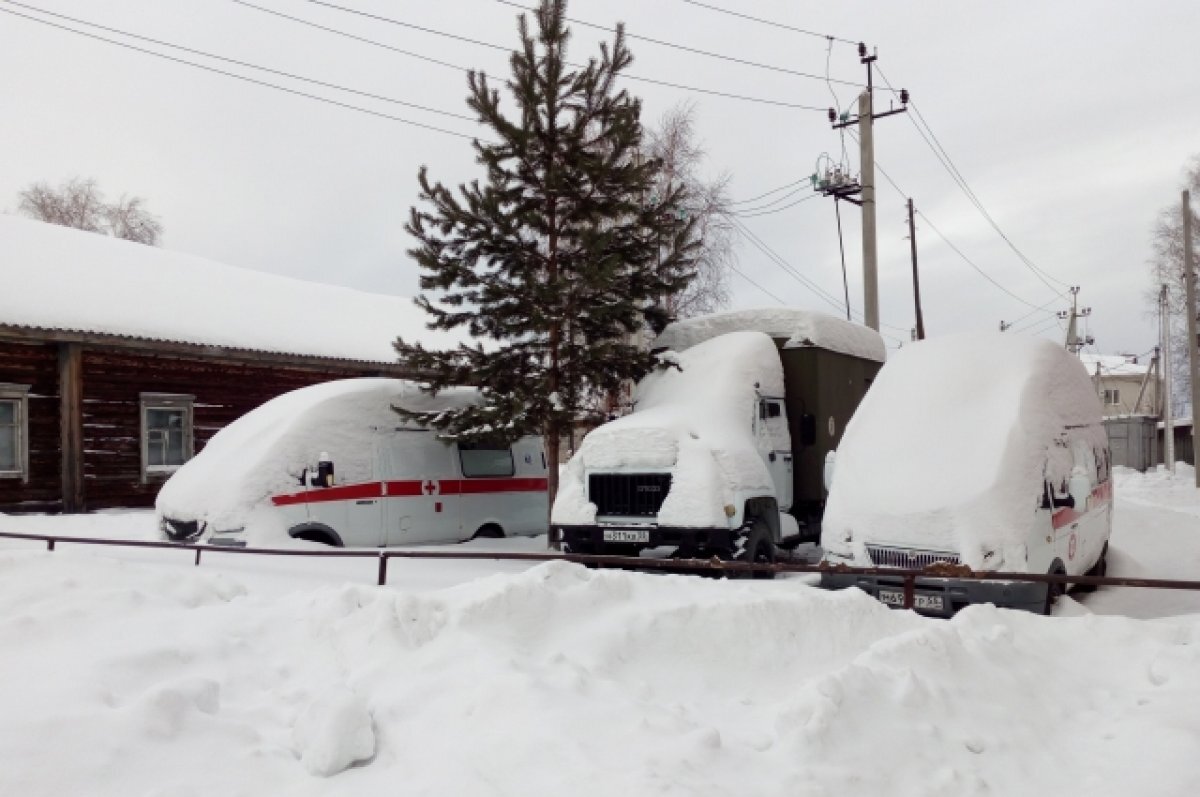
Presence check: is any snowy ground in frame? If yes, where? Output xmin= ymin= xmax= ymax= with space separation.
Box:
xmin=1 ymin=467 xmax=1199 ymax=795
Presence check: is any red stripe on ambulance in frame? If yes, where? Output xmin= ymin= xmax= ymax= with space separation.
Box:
xmin=1051 ymin=480 xmax=1112 ymax=530
xmin=271 ymin=477 xmax=548 ymax=507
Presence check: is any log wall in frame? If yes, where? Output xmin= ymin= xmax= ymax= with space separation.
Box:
xmin=0 ymin=338 xmax=392 ymax=513
xmin=0 ymin=340 xmax=62 ymax=512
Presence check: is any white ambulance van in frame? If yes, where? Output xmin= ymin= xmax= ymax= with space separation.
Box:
xmin=156 ymin=379 xmax=548 ymax=548
xmin=819 ymin=333 xmax=1112 ymax=616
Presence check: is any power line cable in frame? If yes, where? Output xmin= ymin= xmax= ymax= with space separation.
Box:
xmin=727 ymin=214 xmax=909 ymax=340
xmin=874 ymin=63 xmax=1071 ymax=294
xmin=732 ymin=191 xmax=820 ymax=218
xmin=3 ymin=0 xmax=477 ymax=123
xmin=729 ymin=178 xmax=807 ymax=206
xmin=729 ymin=265 xmax=785 ymax=305
xmin=849 ymin=128 xmax=1060 ymax=316
xmin=493 ymin=0 xmax=863 ymax=87
xmin=281 ymin=0 xmax=828 ymax=111
xmin=0 ymin=2 xmax=484 ymax=140
xmin=678 ymin=0 xmax=857 ymax=46
xmin=729 ymin=184 xmax=814 ymax=214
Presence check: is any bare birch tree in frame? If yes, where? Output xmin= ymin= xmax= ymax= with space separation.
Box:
xmin=645 ymin=102 xmax=734 ymax=320
xmin=1146 ymin=156 xmax=1200 ymax=412
xmin=17 ymin=177 xmax=162 ymax=245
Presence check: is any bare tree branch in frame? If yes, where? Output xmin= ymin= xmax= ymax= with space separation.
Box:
xmin=16 ymin=177 xmax=162 ymax=246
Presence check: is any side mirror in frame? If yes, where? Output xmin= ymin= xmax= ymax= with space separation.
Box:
xmin=313 ymin=452 xmax=335 ymax=488
xmin=800 ymin=413 xmax=817 ymax=447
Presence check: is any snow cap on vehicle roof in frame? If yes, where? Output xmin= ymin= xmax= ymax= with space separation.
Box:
xmin=653 ymin=307 xmax=886 ymax=363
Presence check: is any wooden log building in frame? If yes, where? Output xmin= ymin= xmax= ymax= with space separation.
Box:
xmin=0 ymin=216 xmax=455 ymax=514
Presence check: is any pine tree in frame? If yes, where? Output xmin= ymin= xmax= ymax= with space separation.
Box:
xmin=395 ymin=0 xmax=696 ymax=516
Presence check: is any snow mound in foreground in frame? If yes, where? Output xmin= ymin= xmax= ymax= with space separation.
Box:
xmin=2 ymin=552 xmax=1200 ymax=795
xmin=156 ymin=379 xmax=478 ymax=533
xmin=554 ymin=330 xmax=782 ymax=526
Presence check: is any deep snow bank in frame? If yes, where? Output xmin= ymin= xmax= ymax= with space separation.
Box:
xmin=553 ymin=330 xmax=782 ymax=526
xmin=0 ymin=553 xmax=1199 ymax=796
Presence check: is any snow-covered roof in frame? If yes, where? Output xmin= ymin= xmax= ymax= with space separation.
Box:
xmin=653 ymin=307 xmax=886 ymax=363
xmin=0 ymin=214 xmax=459 ymax=364
xmin=1079 ymin=352 xmax=1152 ymax=377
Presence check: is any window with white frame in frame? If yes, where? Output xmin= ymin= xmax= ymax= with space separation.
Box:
xmin=140 ymin=393 xmax=194 ymax=479
xmin=1102 ymin=388 xmax=1121 ymax=407
xmin=0 ymin=384 xmax=30 ymax=481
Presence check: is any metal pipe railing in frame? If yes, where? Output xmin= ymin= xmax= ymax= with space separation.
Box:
xmin=2 ymin=530 xmax=1200 ymax=608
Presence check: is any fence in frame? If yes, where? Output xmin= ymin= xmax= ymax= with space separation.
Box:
xmin=4 ymin=530 xmax=1200 ymax=610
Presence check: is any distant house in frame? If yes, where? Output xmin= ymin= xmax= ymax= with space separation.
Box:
xmin=0 ymin=215 xmax=455 ymax=513
xmin=1077 ymin=352 xmax=1160 ymax=418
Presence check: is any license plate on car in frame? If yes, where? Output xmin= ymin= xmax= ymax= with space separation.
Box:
xmin=602 ymin=529 xmax=650 ymax=544
xmin=878 ymin=590 xmax=944 ymax=612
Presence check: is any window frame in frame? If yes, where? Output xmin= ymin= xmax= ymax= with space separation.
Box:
xmin=0 ymin=383 xmax=31 ymax=482
xmin=1102 ymin=388 xmax=1121 ymax=407
xmin=139 ymin=392 xmax=195 ymax=482
xmin=457 ymin=442 xmax=515 ymax=479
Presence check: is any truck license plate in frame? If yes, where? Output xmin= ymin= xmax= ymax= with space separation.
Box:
xmin=602 ymin=529 xmax=650 ymax=544
xmin=878 ymin=590 xmax=944 ymax=612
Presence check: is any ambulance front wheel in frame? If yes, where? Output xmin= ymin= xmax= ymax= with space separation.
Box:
xmin=288 ymin=523 xmax=345 ymax=548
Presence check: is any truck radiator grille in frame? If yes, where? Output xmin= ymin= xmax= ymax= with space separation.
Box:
xmin=589 ymin=473 xmax=672 ymax=518
xmin=865 ymin=545 xmax=961 ymax=569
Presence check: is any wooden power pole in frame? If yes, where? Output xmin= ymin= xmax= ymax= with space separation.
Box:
xmin=907 ymin=198 xmax=925 ymax=340
xmin=1184 ymin=190 xmax=1199 ymax=486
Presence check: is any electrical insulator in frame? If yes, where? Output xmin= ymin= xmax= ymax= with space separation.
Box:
xmin=827 ymin=108 xmax=836 ymax=124
xmin=900 ymin=88 xmax=910 ymax=105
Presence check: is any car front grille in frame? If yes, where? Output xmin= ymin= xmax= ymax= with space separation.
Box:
xmin=588 ymin=473 xmax=672 ymax=518
xmin=865 ymin=545 xmax=961 ymax=570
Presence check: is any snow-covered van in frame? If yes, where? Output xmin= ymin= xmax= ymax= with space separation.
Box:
xmin=156 ymin=379 xmax=548 ymax=547
xmin=819 ymin=333 xmax=1112 ymax=615
xmin=552 ymin=309 xmax=885 ymax=569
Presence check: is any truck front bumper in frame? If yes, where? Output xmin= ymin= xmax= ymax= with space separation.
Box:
xmin=553 ymin=524 xmax=736 ymax=555
xmin=819 ymin=571 xmax=1048 ymax=617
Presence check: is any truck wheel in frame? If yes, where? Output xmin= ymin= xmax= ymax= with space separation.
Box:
xmin=1042 ymin=563 xmax=1066 ymax=616
xmin=737 ymin=522 xmax=776 ymax=580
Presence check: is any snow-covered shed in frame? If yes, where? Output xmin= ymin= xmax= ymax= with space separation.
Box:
xmin=0 ymin=215 xmax=451 ymax=513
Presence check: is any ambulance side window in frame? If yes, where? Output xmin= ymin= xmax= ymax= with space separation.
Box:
xmin=459 ymin=443 xmax=514 ymax=478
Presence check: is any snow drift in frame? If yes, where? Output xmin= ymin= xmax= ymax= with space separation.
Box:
xmin=822 ymin=333 xmax=1107 ymax=565
xmin=553 ymin=331 xmax=782 ymax=527
xmin=0 ymin=550 xmax=1198 ymax=796
xmin=155 ymin=379 xmax=477 ymax=537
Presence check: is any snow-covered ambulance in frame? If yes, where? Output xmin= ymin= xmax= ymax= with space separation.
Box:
xmin=157 ymin=379 xmax=548 ymax=547
xmin=819 ymin=333 xmax=1112 ymax=615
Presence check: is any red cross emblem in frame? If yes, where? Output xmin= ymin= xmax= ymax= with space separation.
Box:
xmin=423 ymin=479 xmax=439 ymax=496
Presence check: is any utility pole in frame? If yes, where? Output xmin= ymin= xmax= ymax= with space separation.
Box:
xmin=821 ymin=44 xmax=908 ymax=332
xmin=906 ymin=198 xmax=925 ymax=340
xmin=1163 ymin=283 xmax=1175 ymax=473
xmin=1058 ymin=286 xmax=1094 ymax=354
xmin=1183 ymin=190 xmax=1199 ymax=486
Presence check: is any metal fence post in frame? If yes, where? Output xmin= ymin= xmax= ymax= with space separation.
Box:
xmin=377 ymin=553 xmax=388 ymax=586
xmin=903 ymin=573 xmax=915 ymax=609
xmin=47 ymin=539 xmax=55 ymax=552
xmin=194 ymin=548 xmax=202 ymax=566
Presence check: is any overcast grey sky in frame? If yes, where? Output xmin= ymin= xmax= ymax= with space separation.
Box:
xmin=2 ymin=0 xmax=1197 ymax=355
